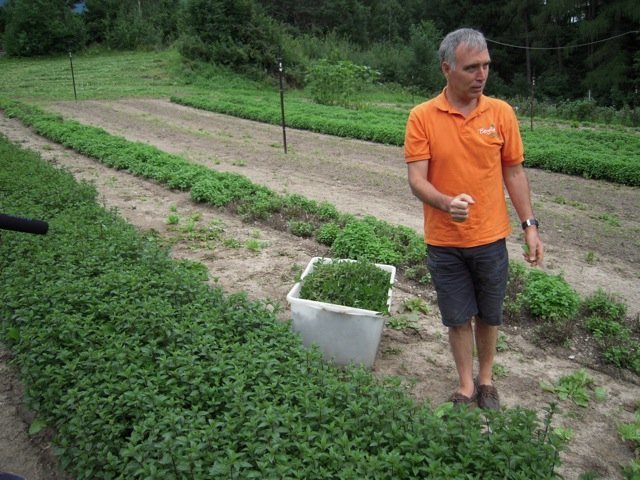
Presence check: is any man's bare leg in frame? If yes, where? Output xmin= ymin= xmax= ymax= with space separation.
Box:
xmin=475 ymin=319 xmax=498 ymax=386
xmin=449 ymin=319 xmax=475 ymax=397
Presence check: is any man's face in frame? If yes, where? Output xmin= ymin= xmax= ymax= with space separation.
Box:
xmin=442 ymin=44 xmax=491 ymax=104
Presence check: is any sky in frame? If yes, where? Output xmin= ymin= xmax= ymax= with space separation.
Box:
xmin=0 ymin=1 xmax=86 ymax=11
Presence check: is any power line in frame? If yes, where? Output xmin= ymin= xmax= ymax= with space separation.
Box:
xmin=486 ymin=30 xmax=639 ymax=50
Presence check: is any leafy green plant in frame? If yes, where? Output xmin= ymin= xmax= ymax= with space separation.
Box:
xmin=315 ymin=222 xmax=341 ymax=246
xmin=618 ymin=407 xmax=640 ymax=479
xmin=598 ymin=212 xmax=620 ymax=227
xmin=593 ymin=387 xmax=607 ymax=403
xmin=582 ymin=290 xmax=639 ymax=374
xmin=553 ymin=427 xmax=574 ymax=443
xmin=493 ymin=363 xmax=508 ymax=379
xmin=401 ymin=297 xmax=430 ymax=315
xmin=245 ymin=238 xmax=266 ymax=252
xmin=305 ymin=59 xmax=380 ymax=108
xmin=583 ymin=289 xmax=628 ymax=320
xmin=520 ymin=270 xmax=580 ymax=322
xmin=403 ymin=264 xmax=431 ymax=284
xmin=386 ymin=315 xmax=419 ymax=330
xmin=540 ymin=369 xmax=594 ymax=407
xmin=330 ymin=217 xmax=402 ymax=265
xmin=288 ymin=220 xmax=315 ymax=238
xmin=166 ymin=213 xmax=180 ymax=225
xmin=299 ymin=259 xmax=392 ymax=313
xmin=585 ymin=315 xmax=627 ymax=340
xmin=496 ymin=333 xmax=509 ymax=352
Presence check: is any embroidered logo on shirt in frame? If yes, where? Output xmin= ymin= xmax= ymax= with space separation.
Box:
xmin=478 ymin=124 xmax=498 ymax=138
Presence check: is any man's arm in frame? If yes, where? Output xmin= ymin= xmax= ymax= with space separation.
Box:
xmin=503 ymin=163 xmax=544 ymax=266
xmin=407 ymin=160 xmax=475 ymax=222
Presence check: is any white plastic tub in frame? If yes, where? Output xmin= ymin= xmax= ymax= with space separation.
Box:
xmin=286 ymin=257 xmax=396 ymax=368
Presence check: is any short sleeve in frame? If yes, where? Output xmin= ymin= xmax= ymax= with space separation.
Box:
xmin=500 ymin=104 xmax=524 ymax=166
xmin=404 ymin=109 xmax=431 ymax=163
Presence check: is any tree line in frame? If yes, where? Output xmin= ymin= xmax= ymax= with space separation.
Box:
xmin=0 ymin=0 xmax=638 ymax=107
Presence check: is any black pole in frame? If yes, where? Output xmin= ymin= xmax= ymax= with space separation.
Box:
xmin=277 ymin=53 xmax=287 ymax=154
xmin=69 ymin=51 xmax=78 ymax=102
xmin=530 ymin=75 xmax=535 ymax=131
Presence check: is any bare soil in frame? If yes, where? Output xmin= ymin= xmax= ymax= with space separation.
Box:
xmin=1 ymin=99 xmax=639 ymax=479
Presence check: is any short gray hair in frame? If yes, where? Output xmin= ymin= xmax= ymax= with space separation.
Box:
xmin=439 ymin=28 xmax=487 ymax=69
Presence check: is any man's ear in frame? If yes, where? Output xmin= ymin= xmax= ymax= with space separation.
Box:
xmin=441 ymin=62 xmax=450 ymax=78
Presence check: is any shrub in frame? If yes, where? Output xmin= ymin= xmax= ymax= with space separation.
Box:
xmin=235 ymin=190 xmax=282 ymax=221
xmin=331 ymin=218 xmax=401 ymax=265
xmin=305 ymin=59 xmax=380 ymax=108
xmin=520 ymin=270 xmax=580 ymax=322
xmin=315 ymin=222 xmax=341 ymax=246
xmin=288 ymin=220 xmax=314 ymax=238
xmin=582 ymin=289 xmax=627 ymax=321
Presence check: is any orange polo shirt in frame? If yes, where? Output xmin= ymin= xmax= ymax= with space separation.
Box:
xmin=404 ymin=90 xmax=524 ymax=247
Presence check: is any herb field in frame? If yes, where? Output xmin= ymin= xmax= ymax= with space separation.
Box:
xmin=0 ymin=135 xmax=565 ymax=478
xmin=1 ymin=49 xmax=639 ymax=479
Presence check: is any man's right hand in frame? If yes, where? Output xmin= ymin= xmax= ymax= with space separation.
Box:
xmin=449 ymin=193 xmax=475 ymax=222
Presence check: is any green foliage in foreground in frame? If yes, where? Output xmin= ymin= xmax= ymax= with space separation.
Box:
xmin=0 ymin=135 xmax=565 ymax=478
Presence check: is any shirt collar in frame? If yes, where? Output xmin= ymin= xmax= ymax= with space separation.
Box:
xmin=435 ymin=87 xmax=488 ymax=117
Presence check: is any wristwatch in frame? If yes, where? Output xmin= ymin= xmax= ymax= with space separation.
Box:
xmin=521 ymin=218 xmax=539 ymax=230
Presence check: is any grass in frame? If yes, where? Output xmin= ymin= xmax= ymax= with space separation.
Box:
xmin=0 ymin=48 xmax=265 ymax=102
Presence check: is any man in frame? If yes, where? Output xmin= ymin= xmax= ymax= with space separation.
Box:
xmin=403 ymin=28 xmax=543 ymax=410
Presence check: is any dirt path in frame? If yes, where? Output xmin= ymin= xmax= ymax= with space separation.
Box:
xmin=1 ymin=100 xmax=639 ymax=479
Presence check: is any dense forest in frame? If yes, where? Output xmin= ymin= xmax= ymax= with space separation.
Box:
xmin=0 ymin=0 xmax=638 ymax=107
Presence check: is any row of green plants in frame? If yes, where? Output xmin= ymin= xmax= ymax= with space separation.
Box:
xmin=2 ymin=97 xmax=637 ymax=378
xmin=0 ymin=97 xmax=426 ymax=270
xmin=171 ymin=93 xmax=640 ymax=187
xmin=512 ymin=97 xmax=640 ymax=128
xmin=1 ymin=47 xmax=638 ymax=186
xmin=0 ymin=134 xmax=566 ymax=478
xmin=505 ymin=264 xmax=640 ymax=376
xmin=171 ymin=93 xmax=404 ymax=144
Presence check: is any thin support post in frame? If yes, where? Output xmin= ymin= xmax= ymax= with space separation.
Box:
xmin=278 ymin=54 xmax=287 ymax=154
xmin=530 ymin=75 xmax=535 ymax=131
xmin=69 ymin=51 xmax=78 ymax=102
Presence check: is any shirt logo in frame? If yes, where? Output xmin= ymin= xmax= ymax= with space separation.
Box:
xmin=478 ymin=124 xmax=498 ymax=138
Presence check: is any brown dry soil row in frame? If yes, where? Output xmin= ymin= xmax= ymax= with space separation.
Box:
xmin=0 ymin=100 xmax=639 ymax=479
